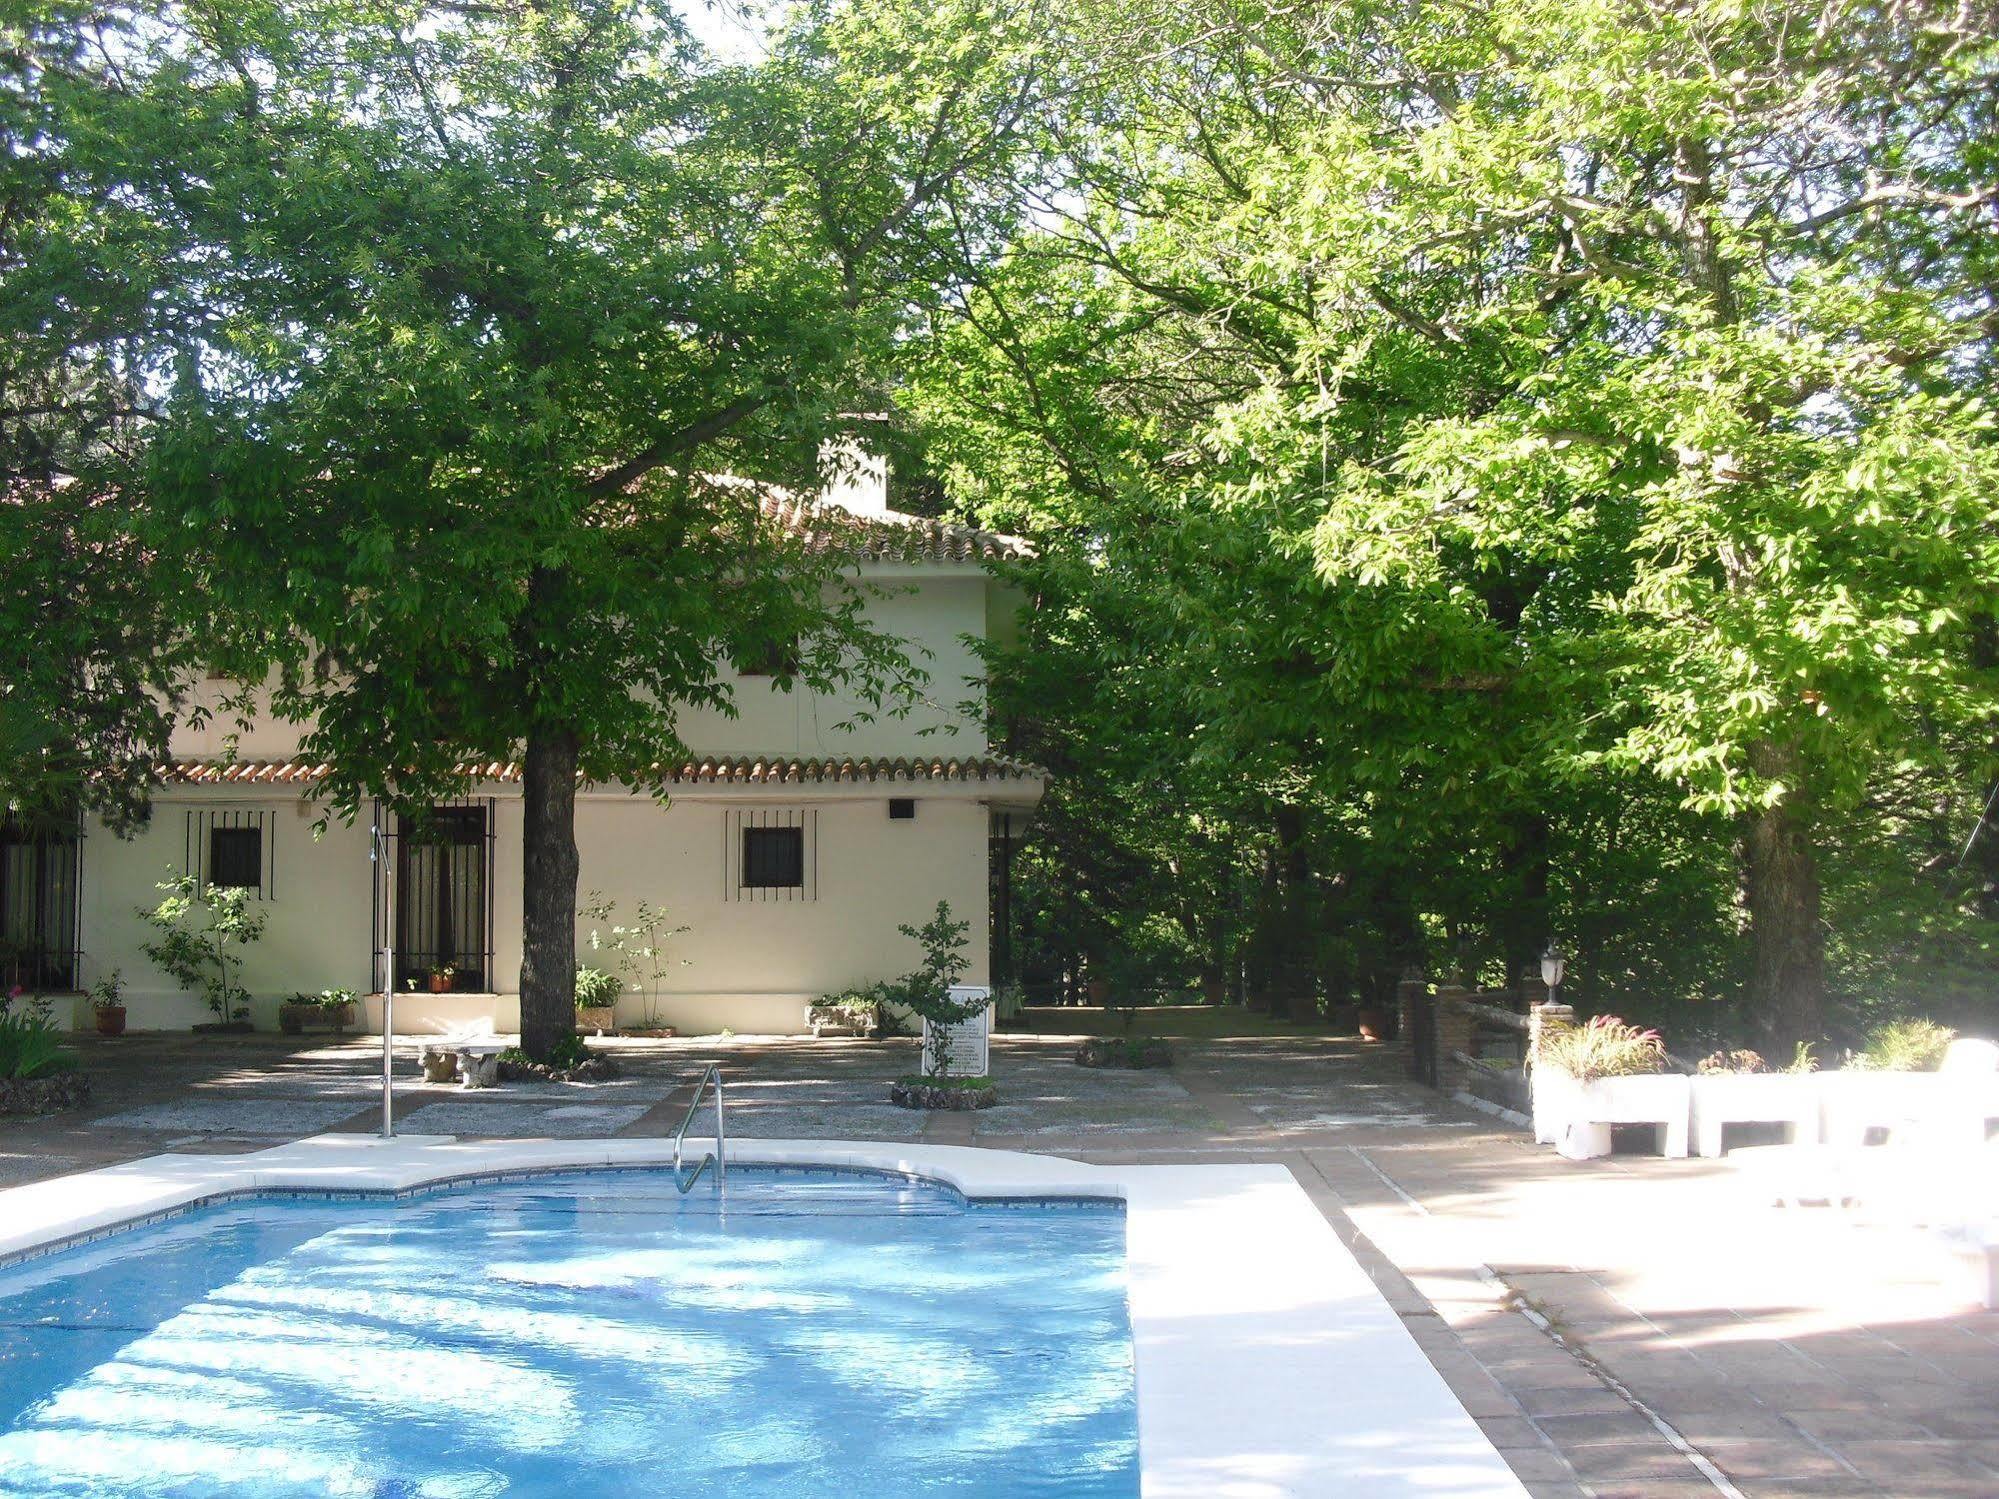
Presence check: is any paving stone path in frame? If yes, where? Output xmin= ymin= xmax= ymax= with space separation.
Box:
xmin=5 ymin=1023 xmax=1996 ymax=1497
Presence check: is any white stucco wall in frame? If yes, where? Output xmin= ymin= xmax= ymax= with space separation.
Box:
xmin=76 ymin=800 xmax=375 ymax=1031
xmin=167 ymin=570 xmax=994 ymax=764
xmin=73 ymin=788 xmax=991 ymax=1037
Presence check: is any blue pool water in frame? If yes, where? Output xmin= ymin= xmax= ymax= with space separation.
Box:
xmin=0 ymin=1170 xmax=1137 ymax=1497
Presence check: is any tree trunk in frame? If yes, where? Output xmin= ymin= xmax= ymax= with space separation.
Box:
xmin=519 ymin=726 xmax=580 ymax=1060
xmin=1497 ymin=809 xmax=1551 ymax=990
xmin=1744 ymin=742 xmax=1824 ymax=1053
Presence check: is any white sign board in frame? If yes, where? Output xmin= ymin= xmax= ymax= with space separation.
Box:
xmin=923 ymin=985 xmax=992 ymax=1077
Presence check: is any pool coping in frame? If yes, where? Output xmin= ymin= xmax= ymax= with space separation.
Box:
xmin=0 ymin=1135 xmax=1529 ymax=1498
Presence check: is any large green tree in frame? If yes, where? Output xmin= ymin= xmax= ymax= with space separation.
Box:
xmin=914 ymin=0 xmax=1999 ymax=1049
xmin=20 ymin=0 xmax=1049 ymax=1055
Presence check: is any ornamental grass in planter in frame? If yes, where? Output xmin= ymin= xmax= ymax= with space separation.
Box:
xmin=1533 ymin=1015 xmax=1666 ymax=1083
xmin=1531 ymin=1015 xmax=1684 ymax=1156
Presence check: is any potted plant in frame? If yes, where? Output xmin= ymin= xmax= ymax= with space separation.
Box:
xmin=574 ymin=964 xmax=622 ymax=1034
xmin=1531 ymin=1014 xmax=1690 ymax=1158
xmin=88 ymin=972 xmax=126 ymax=1037
xmin=427 ymin=964 xmax=458 ymax=994
xmin=280 ymin=987 xmax=359 ymax=1035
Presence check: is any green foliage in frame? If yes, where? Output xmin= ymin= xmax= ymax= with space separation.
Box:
xmin=813 ymin=980 xmax=913 ymax=1038
xmin=86 ymin=971 xmax=123 ymax=1013
xmin=910 ymin=0 xmax=1999 ymax=1052
xmin=13 ymin=0 xmax=1050 ymax=1061
xmin=582 ymin=892 xmax=688 ymax=1027
xmin=892 ymin=1073 xmax=993 ymax=1091
xmin=0 ymin=998 xmax=79 ymax=1081
xmin=498 ymin=1033 xmax=590 ymax=1072
xmin=295 ymin=987 xmax=356 ymax=1012
xmin=895 ymin=901 xmax=986 ymax=1075
xmin=572 ymin=966 xmax=622 ymax=1011
xmin=1533 ymin=1016 xmax=1667 ymax=1084
xmin=1853 ymin=1019 xmax=1957 ymax=1073
xmin=137 ymin=875 xmax=264 ymax=1025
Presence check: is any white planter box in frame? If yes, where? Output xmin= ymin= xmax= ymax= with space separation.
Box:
xmin=1534 ymin=1072 xmax=1691 ymax=1160
xmin=1689 ymin=1073 xmax=1820 ymax=1157
xmin=1817 ymin=1070 xmax=1999 ymax=1149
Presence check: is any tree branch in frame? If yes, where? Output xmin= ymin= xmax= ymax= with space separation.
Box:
xmin=582 ymin=396 xmax=768 ymax=499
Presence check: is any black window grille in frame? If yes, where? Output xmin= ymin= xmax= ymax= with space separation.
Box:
xmin=185 ymin=808 xmax=276 ymax=897
xmin=741 ymin=826 xmax=804 ymax=889
xmin=0 ymin=820 xmax=81 ymax=992
xmin=208 ymin=826 xmax=263 ymax=891
xmin=391 ymin=804 xmax=493 ymax=992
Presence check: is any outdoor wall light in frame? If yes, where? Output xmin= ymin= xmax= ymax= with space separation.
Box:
xmin=1539 ymin=942 xmax=1566 ymax=997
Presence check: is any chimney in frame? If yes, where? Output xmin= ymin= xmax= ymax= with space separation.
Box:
xmin=819 ymin=437 xmax=890 ymax=518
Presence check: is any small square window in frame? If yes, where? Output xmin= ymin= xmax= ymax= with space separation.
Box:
xmin=738 ymin=639 xmax=800 ymax=678
xmin=740 ymin=826 xmax=804 ymax=889
xmin=209 ymin=826 xmax=262 ymax=892
xmin=888 ymin=798 xmax=916 ymax=820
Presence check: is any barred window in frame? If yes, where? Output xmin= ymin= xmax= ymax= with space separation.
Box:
xmin=741 ymin=826 xmax=804 ymax=889
xmin=208 ymin=826 xmax=263 ymax=891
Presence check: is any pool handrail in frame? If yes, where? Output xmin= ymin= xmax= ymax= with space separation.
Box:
xmin=671 ymin=1063 xmax=726 ymax=1193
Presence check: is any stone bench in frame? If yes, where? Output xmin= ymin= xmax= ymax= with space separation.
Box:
xmin=418 ymin=1038 xmax=508 ymax=1089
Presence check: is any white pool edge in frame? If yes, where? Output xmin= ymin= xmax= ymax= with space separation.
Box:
xmin=0 ymin=1136 xmax=1529 ymax=1499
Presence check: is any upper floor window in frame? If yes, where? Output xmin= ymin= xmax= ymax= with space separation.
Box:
xmin=737 ymin=638 xmax=800 ymax=678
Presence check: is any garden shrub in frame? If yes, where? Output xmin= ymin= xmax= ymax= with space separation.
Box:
xmin=0 ymin=997 xmax=78 ymax=1080
xmin=1852 ymin=1018 xmax=1956 ymax=1072
xmin=1533 ymin=1015 xmax=1666 ymax=1083
xmin=573 ymin=965 xmax=622 ymax=1010
xmin=137 ymin=874 xmax=264 ymax=1025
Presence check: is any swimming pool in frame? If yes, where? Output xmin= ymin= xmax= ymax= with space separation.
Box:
xmin=0 ymin=1169 xmax=1138 ymax=1498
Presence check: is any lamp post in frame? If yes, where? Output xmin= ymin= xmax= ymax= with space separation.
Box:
xmin=1539 ymin=942 xmax=1566 ymax=1006
xmin=372 ymin=821 xmax=396 ymax=1140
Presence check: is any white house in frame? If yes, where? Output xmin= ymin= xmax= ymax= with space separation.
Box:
xmin=6 ymin=465 xmax=1044 ymax=1035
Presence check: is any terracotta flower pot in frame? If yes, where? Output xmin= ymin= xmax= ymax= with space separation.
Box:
xmin=1086 ymin=978 xmax=1111 ymax=1005
xmin=94 ymin=1006 xmax=127 ymax=1037
xmin=429 ymin=974 xmax=453 ymax=994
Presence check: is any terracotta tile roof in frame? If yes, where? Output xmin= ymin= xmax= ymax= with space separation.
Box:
xmin=758 ymin=494 xmax=1031 ymax=565
xmin=156 ymin=755 xmax=1046 ymax=788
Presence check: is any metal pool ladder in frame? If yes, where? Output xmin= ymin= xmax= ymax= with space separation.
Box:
xmin=672 ymin=1063 xmax=726 ymax=1193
